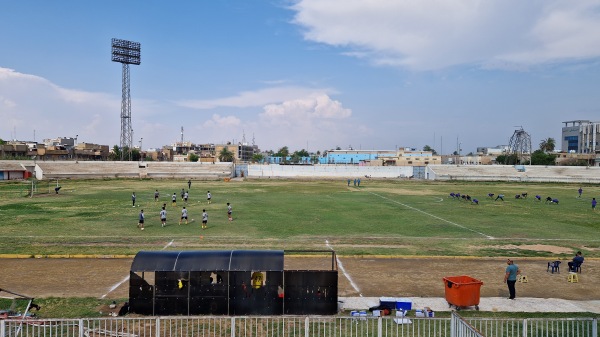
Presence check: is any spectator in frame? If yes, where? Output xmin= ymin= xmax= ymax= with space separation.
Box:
xmin=504 ymin=259 xmax=520 ymax=300
xmin=568 ymin=251 xmax=584 ymax=272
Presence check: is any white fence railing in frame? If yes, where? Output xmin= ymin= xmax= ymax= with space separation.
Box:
xmin=1 ymin=316 xmax=597 ymax=337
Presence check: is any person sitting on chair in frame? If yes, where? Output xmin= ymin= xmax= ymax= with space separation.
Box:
xmin=568 ymin=251 xmax=584 ymax=272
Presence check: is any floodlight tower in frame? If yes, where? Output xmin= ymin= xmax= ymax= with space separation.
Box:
xmin=111 ymin=38 xmax=141 ymax=160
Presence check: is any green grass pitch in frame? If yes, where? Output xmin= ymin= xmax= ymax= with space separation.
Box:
xmin=0 ymin=179 xmax=598 ymax=257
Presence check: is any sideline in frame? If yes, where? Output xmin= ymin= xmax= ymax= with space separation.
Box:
xmin=326 ymin=239 xmax=363 ymax=297
xmin=101 ymin=239 xmax=174 ymax=299
xmin=368 ymin=191 xmax=494 ymax=239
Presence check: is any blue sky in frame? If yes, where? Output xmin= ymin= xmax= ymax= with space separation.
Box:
xmin=1 ymin=0 xmax=600 ymax=154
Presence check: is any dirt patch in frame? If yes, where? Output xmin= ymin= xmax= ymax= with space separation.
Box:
xmin=479 ymin=244 xmax=573 ymax=255
xmin=0 ymin=257 xmax=596 ymax=301
xmin=371 ymin=188 xmax=441 ymax=196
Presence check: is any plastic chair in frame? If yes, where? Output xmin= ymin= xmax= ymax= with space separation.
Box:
xmin=547 ymin=261 xmax=561 ymax=274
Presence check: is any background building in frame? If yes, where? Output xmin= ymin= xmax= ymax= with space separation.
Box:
xmin=562 ymin=120 xmax=600 ymax=153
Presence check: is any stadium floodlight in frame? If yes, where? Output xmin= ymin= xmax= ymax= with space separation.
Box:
xmin=111 ymin=38 xmax=141 ymax=160
xmin=111 ymin=38 xmax=141 ymax=65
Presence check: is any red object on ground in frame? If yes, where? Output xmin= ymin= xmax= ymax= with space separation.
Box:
xmin=442 ymin=275 xmax=483 ymax=310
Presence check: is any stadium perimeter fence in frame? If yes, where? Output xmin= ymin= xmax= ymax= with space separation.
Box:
xmin=1 ymin=315 xmax=597 ymax=337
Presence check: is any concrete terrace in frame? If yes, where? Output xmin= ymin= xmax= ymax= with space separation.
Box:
xmin=28 ymin=161 xmax=233 ymax=180
xmin=427 ymin=165 xmax=600 ymax=183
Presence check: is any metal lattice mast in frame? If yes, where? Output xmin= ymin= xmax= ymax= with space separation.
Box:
xmin=120 ymin=63 xmax=132 ymax=159
xmin=111 ymin=38 xmax=141 ymax=161
xmin=508 ymin=127 xmax=532 ymax=164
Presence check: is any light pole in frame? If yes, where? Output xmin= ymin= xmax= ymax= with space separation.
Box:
xmin=74 ymin=134 xmax=78 ymax=161
xmin=112 ymin=38 xmax=141 ymax=161
xmin=139 ymin=138 xmax=143 ymax=161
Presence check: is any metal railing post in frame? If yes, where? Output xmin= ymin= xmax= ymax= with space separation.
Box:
xmin=78 ymin=318 xmax=84 ymax=337
xmin=378 ymin=317 xmax=383 ymax=337
xmin=156 ymin=317 xmax=161 ymax=337
xmin=305 ymin=316 xmax=310 ymax=337
xmin=231 ymin=317 xmax=236 ymax=337
xmin=593 ymin=318 xmax=598 ymax=337
xmin=522 ymin=319 xmax=527 ymax=337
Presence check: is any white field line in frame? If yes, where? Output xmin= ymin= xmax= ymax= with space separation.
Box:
xmin=326 ymin=239 xmax=363 ymax=297
xmin=101 ymin=239 xmax=174 ymax=299
xmin=368 ymin=191 xmax=494 ymax=239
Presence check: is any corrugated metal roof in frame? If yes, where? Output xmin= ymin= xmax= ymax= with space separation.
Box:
xmin=131 ymin=250 xmax=284 ymax=272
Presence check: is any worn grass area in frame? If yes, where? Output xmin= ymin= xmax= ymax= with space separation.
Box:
xmin=0 ymin=179 xmax=598 ymax=257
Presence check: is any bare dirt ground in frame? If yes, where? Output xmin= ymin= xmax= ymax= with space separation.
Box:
xmin=0 ymin=257 xmax=596 ymax=301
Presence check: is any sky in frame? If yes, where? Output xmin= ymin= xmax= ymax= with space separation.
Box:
xmin=1 ymin=0 xmax=600 ymax=155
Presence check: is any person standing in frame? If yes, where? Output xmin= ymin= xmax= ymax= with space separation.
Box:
xmin=188 ymin=179 xmax=192 ymax=189
xmin=184 ymin=191 xmax=189 ymax=204
xmin=132 ymin=192 xmax=136 ymax=207
xmin=202 ymin=209 xmax=208 ymax=229
xmin=154 ymin=190 xmax=159 ymax=202
xmin=592 ymin=198 xmax=597 ymax=211
xmin=207 ymin=191 xmax=212 ymax=204
xmin=227 ymin=202 xmax=233 ymax=221
xmin=138 ymin=209 xmax=145 ymax=230
xmin=578 ymin=187 xmax=583 ymax=198
xmin=160 ymin=206 xmax=167 ymax=227
xmin=181 ymin=188 xmax=185 ymax=201
xmin=179 ymin=206 xmax=188 ymax=225
xmin=504 ymin=259 xmax=520 ymax=300
xmin=172 ymin=193 xmax=177 ymax=207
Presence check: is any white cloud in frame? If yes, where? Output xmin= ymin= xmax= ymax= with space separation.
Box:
xmin=176 ymin=86 xmax=337 ymax=109
xmin=252 ymin=94 xmax=358 ymax=150
xmin=261 ymin=94 xmax=351 ymax=124
xmin=291 ymin=0 xmax=600 ymax=71
xmin=202 ymin=114 xmax=242 ymax=128
xmin=0 ymin=67 xmax=120 ymax=144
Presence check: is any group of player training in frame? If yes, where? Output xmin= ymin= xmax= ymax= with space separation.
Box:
xmin=135 ymin=180 xmax=233 ymax=230
xmin=449 ymin=187 xmax=593 ymax=207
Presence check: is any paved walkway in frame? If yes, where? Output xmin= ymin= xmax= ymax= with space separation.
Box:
xmin=340 ymin=297 xmax=600 ymax=313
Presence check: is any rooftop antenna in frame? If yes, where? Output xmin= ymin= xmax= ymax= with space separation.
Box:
xmin=242 ymin=129 xmax=246 ymax=145
xmin=252 ymin=133 xmax=255 ymax=147
xmin=181 ymin=126 xmax=184 ymax=145
xmin=112 ymin=38 xmax=141 ymax=161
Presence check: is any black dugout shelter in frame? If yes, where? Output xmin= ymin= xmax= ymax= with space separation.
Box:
xmin=129 ymin=250 xmax=338 ymax=316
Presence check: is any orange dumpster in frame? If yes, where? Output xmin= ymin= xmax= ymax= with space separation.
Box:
xmin=442 ymin=275 xmax=483 ymax=310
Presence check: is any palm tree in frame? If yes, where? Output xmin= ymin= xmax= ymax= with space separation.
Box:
xmin=539 ymin=138 xmax=556 ymax=153
xmin=218 ymin=147 xmax=234 ymax=162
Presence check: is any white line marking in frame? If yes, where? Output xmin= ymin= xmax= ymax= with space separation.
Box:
xmin=326 ymin=240 xmax=363 ymax=297
xmin=368 ymin=191 xmax=494 ymax=239
xmin=101 ymin=240 xmax=175 ymax=298
xmin=101 ymin=275 xmax=129 ymax=299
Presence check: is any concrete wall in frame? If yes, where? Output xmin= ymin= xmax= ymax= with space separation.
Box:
xmin=248 ymin=164 xmax=414 ymax=178
xmin=426 ymin=164 xmax=600 ymax=183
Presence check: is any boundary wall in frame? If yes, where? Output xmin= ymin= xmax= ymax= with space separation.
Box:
xmin=248 ymin=164 xmax=414 ymax=178
xmin=426 ymin=165 xmax=600 ymax=183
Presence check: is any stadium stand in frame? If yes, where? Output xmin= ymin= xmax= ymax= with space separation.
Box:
xmin=33 ymin=161 xmax=232 ymax=180
xmin=426 ymin=165 xmax=600 ymax=183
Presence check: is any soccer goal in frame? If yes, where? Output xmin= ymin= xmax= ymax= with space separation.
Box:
xmin=22 ymin=179 xmax=55 ymax=197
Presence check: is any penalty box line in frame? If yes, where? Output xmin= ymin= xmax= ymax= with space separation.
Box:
xmin=367 ymin=191 xmax=494 ymax=239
